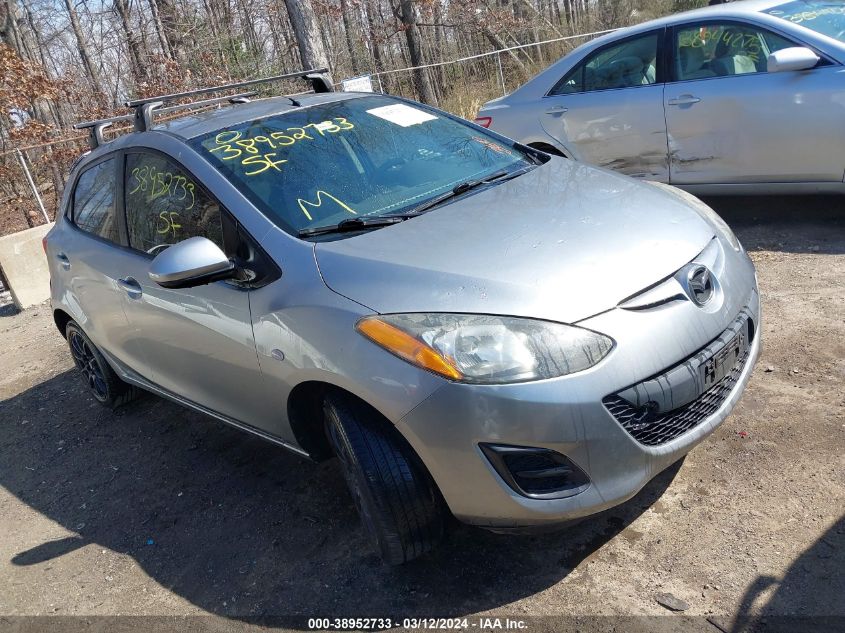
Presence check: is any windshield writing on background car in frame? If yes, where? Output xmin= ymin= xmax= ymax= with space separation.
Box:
xmin=765 ymin=1 xmax=845 ymax=42
xmin=190 ymin=95 xmax=531 ymax=236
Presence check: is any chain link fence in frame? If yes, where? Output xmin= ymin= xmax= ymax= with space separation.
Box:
xmin=0 ymin=28 xmax=614 ymax=236
xmin=0 ymin=135 xmax=89 ymax=234
xmin=365 ymin=29 xmax=616 ymax=118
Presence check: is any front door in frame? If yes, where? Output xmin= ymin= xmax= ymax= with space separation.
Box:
xmin=665 ymin=19 xmax=845 ymax=184
xmin=115 ymin=149 xmax=271 ymax=427
xmin=539 ymin=29 xmax=669 ymax=180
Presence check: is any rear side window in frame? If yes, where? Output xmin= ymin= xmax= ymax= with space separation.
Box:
xmin=550 ymin=32 xmax=660 ymax=95
xmin=72 ymin=159 xmax=119 ymax=243
xmin=124 ymin=152 xmax=223 ymax=255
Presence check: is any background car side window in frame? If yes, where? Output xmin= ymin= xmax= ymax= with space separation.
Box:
xmin=550 ymin=33 xmax=659 ymax=95
xmin=675 ymin=22 xmax=797 ymax=80
xmin=125 ymin=152 xmax=223 ymax=255
xmin=72 ymin=159 xmax=120 ymax=243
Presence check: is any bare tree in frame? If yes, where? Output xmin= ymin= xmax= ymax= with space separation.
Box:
xmin=396 ymin=0 xmax=436 ymax=104
xmin=339 ymin=0 xmax=359 ymax=74
xmin=114 ymin=0 xmax=148 ymax=86
xmin=283 ymin=0 xmax=331 ymax=78
xmin=61 ymin=0 xmax=107 ymax=104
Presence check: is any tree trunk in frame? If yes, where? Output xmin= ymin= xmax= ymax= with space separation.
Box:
xmin=364 ymin=0 xmax=383 ymax=73
xmin=397 ymin=0 xmax=436 ymax=105
xmin=480 ymin=24 xmax=528 ymax=77
xmin=283 ymin=0 xmax=332 ymax=81
xmin=113 ymin=0 xmax=147 ymax=87
xmin=158 ymin=0 xmax=189 ymax=66
xmin=147 ymin=0 xmax=172 ymax=59
xmin=1 ymin=0 xmax=38 ymax=61
xmin=339 ymin=0 xmax=359 ymax=75
xmin=61 ymin=0 xmax=107 ymax=105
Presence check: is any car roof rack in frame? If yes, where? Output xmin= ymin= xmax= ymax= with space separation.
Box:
xmin=73 ymin=68 xmax=332 ymax=150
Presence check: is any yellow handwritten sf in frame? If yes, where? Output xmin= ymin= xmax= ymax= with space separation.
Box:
xmin=297 ymin=191 xmax=357 ymax=222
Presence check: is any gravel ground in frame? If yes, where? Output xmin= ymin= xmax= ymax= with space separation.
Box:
xmin=0 ymin=196 xmax=843 ymax=631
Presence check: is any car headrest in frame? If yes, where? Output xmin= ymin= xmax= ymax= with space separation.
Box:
xmin=609 ymin=56 xmax=644 ymax=73
xmin=679 ymin=45 xmax=707 ymax=74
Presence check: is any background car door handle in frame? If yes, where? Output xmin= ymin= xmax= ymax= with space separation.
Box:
xmin=117 ymin=277 xmax=142 ymax=298
xmin=56 ymin=252 xmax=71 ymax=270
xmin=545 ymin=105 xmax=569 ymax=114
xmin=668 ymin=95 xmax=701 ymax=106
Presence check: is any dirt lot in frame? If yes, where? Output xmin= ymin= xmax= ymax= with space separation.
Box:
xmin=0 ymin=197 xmax=843 ymax=631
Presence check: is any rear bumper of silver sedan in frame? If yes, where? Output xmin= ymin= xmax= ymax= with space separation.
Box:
xmin=397 ymin=283 xmax=760 ymax=530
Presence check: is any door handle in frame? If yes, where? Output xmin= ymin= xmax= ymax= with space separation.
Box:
xmin=545 ymin=105 xmax=569 ymax=114
xmin=117 ymin=277 xmax=143 ymax=299
xmin=56 ymin=252 xmax=71 ymax=270
xmin=668 ymin=95 xmax=701 ymax=106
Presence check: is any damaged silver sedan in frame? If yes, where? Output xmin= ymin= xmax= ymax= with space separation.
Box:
xmin=477 ymin=0 xmax=845 ymax=195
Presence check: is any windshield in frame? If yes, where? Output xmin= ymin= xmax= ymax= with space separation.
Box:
xmin=764 ymin=1 xmax=845 ymax=42
xmin=190 ymin=95 xmax=533 ymax=237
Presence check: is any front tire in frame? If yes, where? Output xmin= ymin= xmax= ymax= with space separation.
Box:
xmin=66 ymin=321 xmax=138 ymax=409
xmin=324 ymin=393 xmax=446 ymax=564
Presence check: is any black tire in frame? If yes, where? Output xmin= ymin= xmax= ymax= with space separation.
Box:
xmin=324 ymin=393 xmax=446 ymax=564
xmin=66 ymin=321 xmax=139 ymax=409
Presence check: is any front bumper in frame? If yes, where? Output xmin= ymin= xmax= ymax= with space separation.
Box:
xmin=396 ymin=252 xmax=760 ymax=529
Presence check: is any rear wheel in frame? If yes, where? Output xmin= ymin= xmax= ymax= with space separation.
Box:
xmin=323 ymin=393 xmax=446 ymax=564
xmin=66 ymin=321 xmax=138 ymax=409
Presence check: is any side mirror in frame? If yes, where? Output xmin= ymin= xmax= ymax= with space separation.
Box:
xmin=767 ymin=47 xmax=820 ymax=73
xmin=148 ymin=236 xmax=235 ymax=289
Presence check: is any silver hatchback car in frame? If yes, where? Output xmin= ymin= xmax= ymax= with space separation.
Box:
xmin=47 ymin=83 xmax=760 ymax=564
xmin=477 ymin=0 xmax=845 ymax=195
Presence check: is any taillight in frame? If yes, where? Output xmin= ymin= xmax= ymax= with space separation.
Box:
xmin=474 ymin=116 xmax=492 ymax=128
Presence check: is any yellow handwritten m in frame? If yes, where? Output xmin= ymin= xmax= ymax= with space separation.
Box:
xmin=297 ymin=191 xmax=357 ymax=221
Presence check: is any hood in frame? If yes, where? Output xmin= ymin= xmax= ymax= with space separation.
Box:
xmin=315 ymin=159 xmax=715 ymax=324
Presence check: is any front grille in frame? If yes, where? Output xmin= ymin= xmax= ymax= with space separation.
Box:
xmin=603 ymin=347 xmax=750 ymax=447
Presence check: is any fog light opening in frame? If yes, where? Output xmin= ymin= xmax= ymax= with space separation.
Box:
xmin=480 ymin=444 xmax=591 ymax=500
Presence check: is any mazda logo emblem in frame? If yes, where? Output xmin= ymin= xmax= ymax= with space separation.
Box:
xmin=688 ymin=266 xmax=714 ymax=306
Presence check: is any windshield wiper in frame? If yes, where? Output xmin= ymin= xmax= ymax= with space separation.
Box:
xmin=298 ymin=165 xmax=536 ymax=238
xmin=405 ymin=166 xmax=534 ymax=216
xmin=298 ymin=215 xmax=410 ymax=238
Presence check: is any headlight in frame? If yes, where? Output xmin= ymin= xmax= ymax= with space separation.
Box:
xmin=356 ymin=314 xmax=614 ymax=384
xmin=648 ymin=181 xmax=741 ymax=251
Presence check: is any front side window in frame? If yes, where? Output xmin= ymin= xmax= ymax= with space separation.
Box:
xmin=124 ymin=152 xmax=223 ymax=255
xmin=73 ymin=159 xmax=119 ymax=243
xmin=550 ymin=32 xmax=660 ymax=95
xmin=675 ymin=22 xmax=797 ymax=80
xmin=190 ymin=95 xmax=534 ymax=236
xmin=764 ymin=1 xmax=845 ymax=43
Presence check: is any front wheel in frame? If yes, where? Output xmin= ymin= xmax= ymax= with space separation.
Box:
xmin=66 ymin=321 xmax=138 ymax=409
xmin=324 ymin=393 xmax=447 ymax=564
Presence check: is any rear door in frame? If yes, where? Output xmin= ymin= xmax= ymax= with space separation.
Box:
xmin=54 ymin=156 xmax=142 ymax=368
xmin=114 ymin=149 xmax=275 ymax=426
xmin=665 ymin=19 xmax=845 ymax=183
xmin=539 ymin=29 xmax=669 ymax=180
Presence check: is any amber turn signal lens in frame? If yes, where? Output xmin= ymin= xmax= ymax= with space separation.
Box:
xmin=356 ymin=317 xmax=462 ymax=380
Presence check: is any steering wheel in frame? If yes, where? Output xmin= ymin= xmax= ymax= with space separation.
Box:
xmin=380 ymin=156 xmax=407 ymax=172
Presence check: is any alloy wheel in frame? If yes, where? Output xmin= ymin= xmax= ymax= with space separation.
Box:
xmin=68 ymin=331 xmax=109 ymax=402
